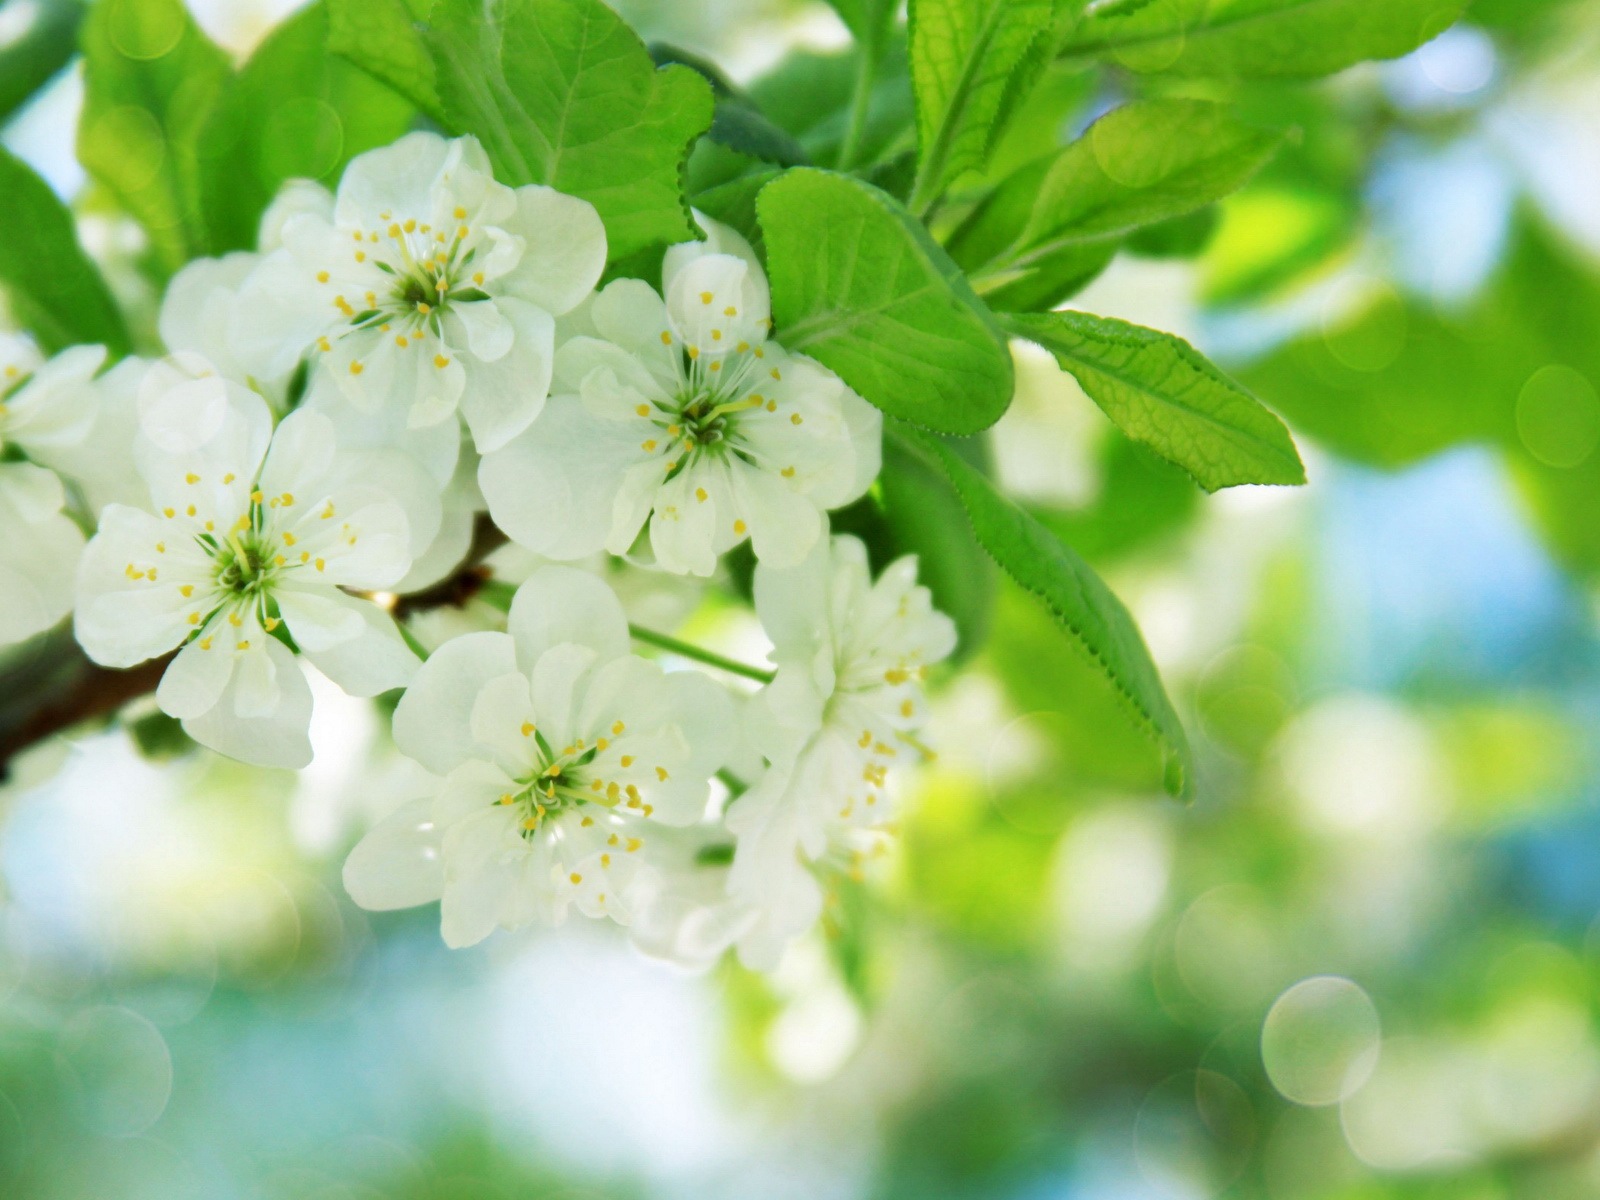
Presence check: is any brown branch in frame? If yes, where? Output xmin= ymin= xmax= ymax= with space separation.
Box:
xmin=0 ymin=516 xmax=511 ymax=780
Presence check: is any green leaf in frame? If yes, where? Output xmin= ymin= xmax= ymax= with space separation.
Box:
xmin=1004 ymin=309 xmax=1304 ymax=490
xmin=0 ymin=0 xmax=85 ymax=126
xmin=758 ymin=168 xmax=1014 ymax=435
xmin=196 ymin=2 xmax=414 ymax=255
xmin=749 ymin=43 xmax=915 ymax=170
xmin=650 ymin=44 xmax=809 ymax=167
xmin=906 ymin=0 xmax=1055 ymax=213
xmin=327 ymin=0 xmax=443 ymax=121
xmin=826 ymin=0 xmax=900 ymax=61
xmin=893 ymin=423 xmax=1192 ymax=797
xmin=77 ymin=0 xmax=232 ymax=276
xmin=422 ymin=0 xmax=715 ymax=262
xmin=1062 ymin=0 xmax=1467 ymax=79
xmin=879 ymin=433 xmax=996 ymax=661
xmin=950 ymin=99 xmax=1281 ymax=305
xmin=0 ymin=147 xmax=131 ymax=355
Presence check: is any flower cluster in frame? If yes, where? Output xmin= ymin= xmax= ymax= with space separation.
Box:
xmin=6 ymin=133 xmax=954 ymax=969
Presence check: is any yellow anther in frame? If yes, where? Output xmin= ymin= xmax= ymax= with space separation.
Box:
xmin=199 ymin=637 xmax=212 ymax=650
xmin=282 ymin=532 xmax=296 ymax=547
xmin=612 ymin=721 xmax=625 ymax=735
xmin=396 ymin=335 xmax=409 ymax=348
xmin=473 ymin=272 xmax=484 ymax=285
xmin=228 ymin=612 xmax=242 ymax=627
xmin=625 ymin=838 xmax=642 ymax=853
xmin=885 ymin=667 xmax=909 ymax=684
xmin=699 ymin=291 xmax=712 ymax=304
xmin=781 ymin=466 xmax=796 ymax=478
xmin=580 ymin=816 xmax=594 ymax=827
xmin=321 ymin=502 xmax=335 ymax=519
xmin=315 ymin=558 xmax=326 ymax=572
xmin=620 ymin=755 xmax=634 ymax=768
xmin=416 ymin=302 xmax=431 ymax=315
xmin=900 ymin=699 xmax=915 ymax=717
xmin=265 ymin=618 xmax=281 ymax=632
xmin=387 ymin=223 xmax=401 ymax=238
xmin=711 ymin=329 xmax=722 ymax=341
xmin=301 ymin=551 xmax=311 ymax=564
xmin=403 ymin=218 xmax=416 ymax=233
xmin=736 ymin=341 xmax=749 ymax=353
xmin=859 ymin=730 xmax=873 ymax=749
xmin=596 ymin=738 xmax=608 ymax=751
xmin=660 ymin=331 xmax=672 ymax=345
xmin=771 ymin=368 xmax=782 ymax=380
xmin=186 ymin=505 xmax=197 ymax=517
xmin=724 ymin=306 xmax=737 ymax=317
xmin=180 ymin=584 xmax=193 ymax=598
xmin=355 ymin=251 xmax=366 ymax=262
xmin=317 ymin=337 xmax=331 ymax=353
xmin=316 ymin=270 xmax=330 ymax=283
xmin=591 ymin=780 xmax=603 ymax=792
xmin=635 ymin=404 xmax=650 ymax=417
xmin=156 ymin=542 xmax=166 ymax=553
xmin=187 ymin=612 xmax=200 ymax=625
xmin=521 ymin=721 xmax=535 ymax=737
xmin=601 ymin=854 xmax=611 ymax=868
xmin=695 ymin=487 xmax=708 ymax=503
xmin=733 ymin=520 xmax=746 ymax=535
xmin=790 ymin=413 xmax=803 ymax=425
xmin=251 ymin=490 xmax=263 ymax=504
xmin=687 ymin=346 xmax=699 ymax=360
xmin=454 ymin=206 xmax=467 ymax=219
xmin=709 ymin=360 xmax=722 ymax=372
xmin=606 ymin=782 xmax=620 ymax=801
xmin=655 ymin=766 xmax=669 ymax=781
xmin=350 ymin=361 xmax=364 ymax=376
xmin=185 ymin=473 xmax=200 ymax=485
xmin=766 ymin=400 xmax=778 ymax=412
xmin=434 ymin=354 xmax=450 ymax=369
xmin=163 ymin=507 xmax=175 ymax=518
xmin=222 ymin=473 xmax=236 ymax=484
xmin=569 ymin=873 xmax=582 ymax=885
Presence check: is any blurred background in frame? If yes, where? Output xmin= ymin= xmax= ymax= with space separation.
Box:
xmin=6 ymin=0 xmax=1600 ymax=1196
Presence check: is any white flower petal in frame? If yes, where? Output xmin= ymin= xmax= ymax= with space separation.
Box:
xmin=495 ymin=184 xmax=606 ymax=317
xmin=182 ymin=636 xmax=313 ymax=769
xmin=335 ymin=130 xmax=454 ymax=230
xmin=342 ymin=796 xmax=445 ymax=911
xmin=155 ymin=634 xmax=236 ymax=719
xmin=507 ymin=565 xmax=631 ymax=672
xmin=392 ymin=630 xmax=519 ymax=774
xmin=456 ymin=297 xmax=554 ymax=452
xmin=478 ymin=393 xmax=640 ymax=559
xmin=446 ymin=299 xmax=514 ymax=364
xmin=297 ymin=597 xmax=420 ymax=697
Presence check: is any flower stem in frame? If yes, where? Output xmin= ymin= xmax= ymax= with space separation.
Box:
xmin=628 ymin=624 xmax=775 ymax=684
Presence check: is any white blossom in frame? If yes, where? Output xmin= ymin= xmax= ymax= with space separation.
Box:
xmin=342 ymin=566 xmax=734 ymax=948
xmin=479 ymin=216 xmax=881 ymax=576
xmin=234 ymin=132 xmax=606 ymax=454
xmin=74 ymin=366 xmax=432 ymax=768
xmin=0 ymin=334 xmax=103 ymax=647
xmin=726 ymin=534 xmax=956 ymax=967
